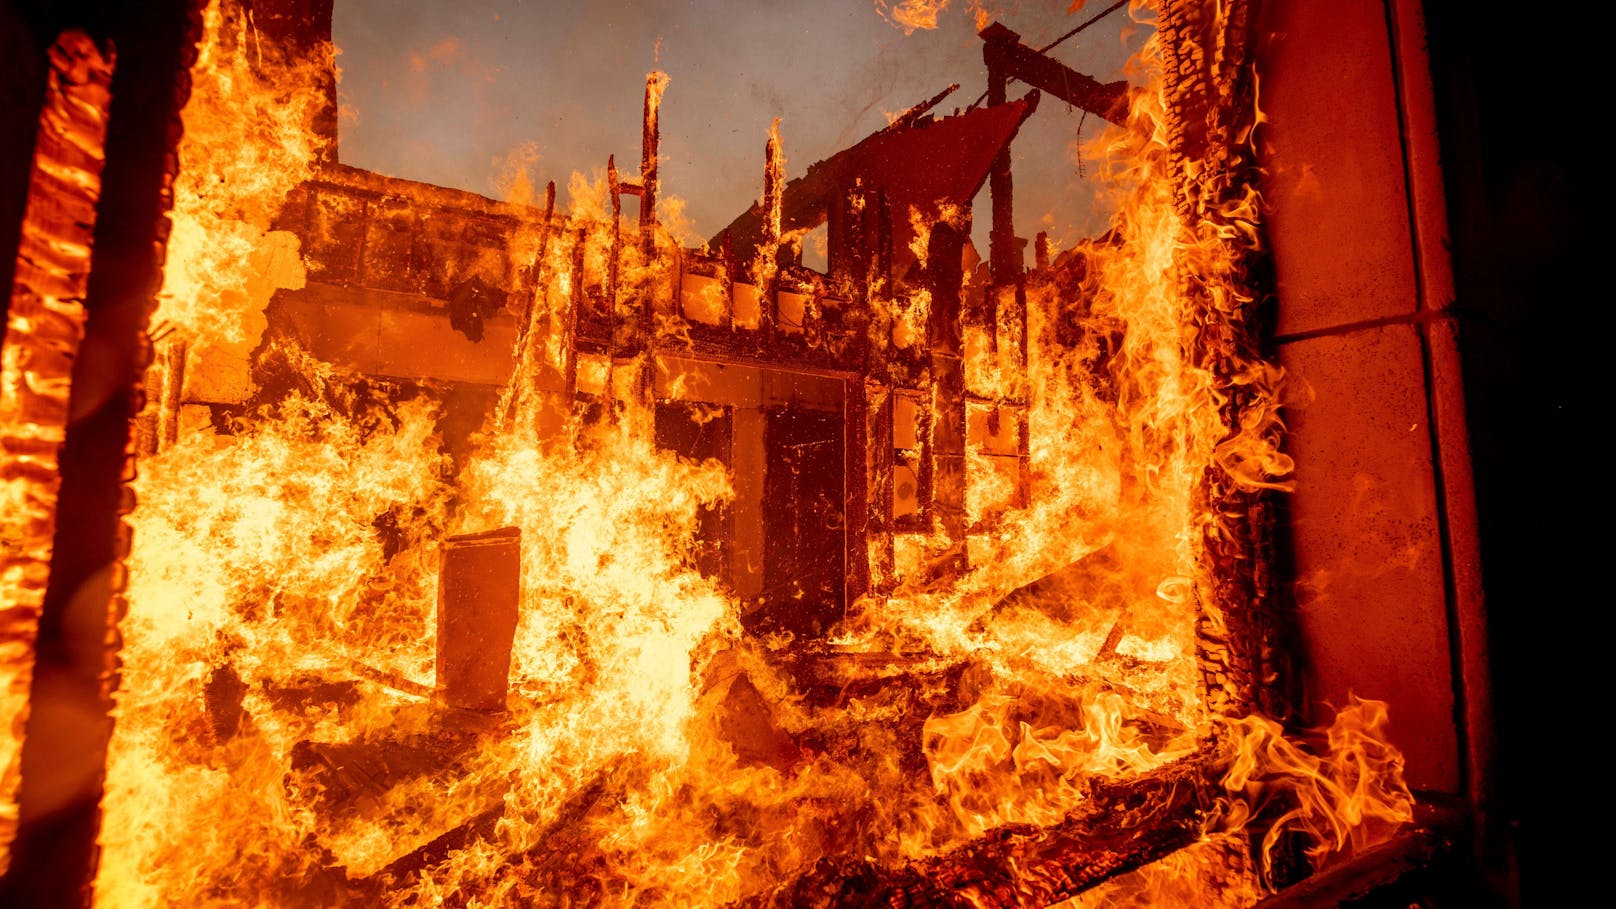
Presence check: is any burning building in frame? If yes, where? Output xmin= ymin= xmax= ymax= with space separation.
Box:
xmin=0 ymin=0 xmax=1542 ymax=906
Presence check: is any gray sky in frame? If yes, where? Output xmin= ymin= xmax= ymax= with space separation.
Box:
xmin=332 ymin=0 xmax=1146 ymax=255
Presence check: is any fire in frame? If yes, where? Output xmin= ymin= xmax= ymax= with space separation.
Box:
xmin=876 ymin=0 xmax=998 ymax=33
xmin=877 ymin=0 xmax=952 ymax=34
xmin=79 ymin=1 xmax=1415 ymax=906
xmin=1216 ymin=697 xmax=1415 ymax=885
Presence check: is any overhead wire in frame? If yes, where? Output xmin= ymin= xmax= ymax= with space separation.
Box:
xmin=965 ymin=0 xmax=1130 ymax=111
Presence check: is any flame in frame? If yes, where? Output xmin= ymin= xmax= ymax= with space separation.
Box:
xmin=1216 ymin=697 xmax=1415 ymax=884
xmin=82 ymin=0 xmax=1418 ymax=905
xmin=155 ymin=2 xmax=327 ymax=350
xmin=875 ymin=0 xmax=997 ymax=33
xmin=876 ymin=0 xmax=952 ymax=34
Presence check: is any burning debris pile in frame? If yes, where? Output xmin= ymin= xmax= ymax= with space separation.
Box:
xmin=3 ymin=0 xmax=1418 ymax=906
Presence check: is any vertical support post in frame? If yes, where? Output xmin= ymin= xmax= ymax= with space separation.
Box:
xmin=982 ymin=24 xmax=1020 ymax=288
xmin=718 ymin=229 xmax=739 ymax=332
xmin=499 ymin=180 xmax=556 ymax=431
xmin=606 ymin=155 xmax=650 ymax=406
xmin=1011 ymin=281 xmax=1031 ymax=508
xmin=639 ymin=72 xmax=664 ymax=255
xmin=760 ymin=122 xmax=785 ymax=273
xmin=759 ymin=123 xmax=785 ymax=346
xmin=0 ymin=30 xmax=113 ymax=881
xmin=3 ymin=4 xmax=202 ymax=906
xmin=157 ymin=339 xmax=187 ymax=449
xmin=606 ymin=153 xmax=622 ymax=348
xmin=843 ymin=379 xmax=870 ymax=609
xmin=563 ymin=227 xmax=587 ymax=403
xmin=925 ymin=221 xmax=968 ymax=577
xmin=865 ymin=383 xmax=895 ymax=591
xmin=875 ymin=190 xmax=893 ymax=305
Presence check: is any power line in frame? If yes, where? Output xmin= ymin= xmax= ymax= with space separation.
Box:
xmin=1039 ymin=0 xmax=1129 ymax=55
xmin=966 ymin=0 xmax=1130 ymax=111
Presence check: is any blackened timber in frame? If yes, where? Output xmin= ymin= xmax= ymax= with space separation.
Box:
xmin=760 ymin=126 xmax=784 ymax=279
xmin=984 ymin=33 xmax=1018 ymax=287
xmin=866 ymin=384 xmax=895 ymax=590
xmin=2 ymin=3 xmax=202 ymax=906
xmin=926 ymin=220 xmax=968 ymax=576
xmin=0 ymin=28 xmax=114 ymax=875
xmin=979 ymin=18 xmax=1126 ymax=285
xmin=760 ymin=759 xmax=1215 ymax=908
xmin=711 ymin=103 xmax=1032 ymax=271
xmin=978 ymin=22 xmax=1130 ymax=126
xmin=562 ymin=227 xmax=587 ymax=400
xmin=638 ymin=71 xmax=661 ymax=254
xmin=1153 ymin=0 xmax=1285 ymax=723
xmin=883 ymin=82 xmax=960 ymax=135
xmin=844 ymin=377 xmax=871 ymax=607
xmin=500 ymin=179 xmax=556 ymax=428
xmin=606 ymin=155 xmax=627 ymax=357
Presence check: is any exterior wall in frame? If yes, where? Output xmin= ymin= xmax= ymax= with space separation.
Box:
xmin=265 ymin=144 xmax=1019 ymax=627
xmin=266 ymin=164 xmax=546 ymax=387
xmin=1256 ymin=0 xmax=1486 ymax=798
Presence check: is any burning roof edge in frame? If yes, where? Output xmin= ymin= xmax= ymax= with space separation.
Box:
xmin=710 ymin=96 xmax=1039 ymax=266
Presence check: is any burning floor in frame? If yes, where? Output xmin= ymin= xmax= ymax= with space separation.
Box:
xmin=0 ymin=0 xmax=1508 ymax=906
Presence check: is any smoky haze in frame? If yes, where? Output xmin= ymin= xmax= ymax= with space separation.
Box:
xmin=333 ymin=0 xmax=1144 ymax=257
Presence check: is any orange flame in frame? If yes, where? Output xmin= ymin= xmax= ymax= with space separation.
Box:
xmin=1217 ymin=697 xmax=1415 ymax=884
xmin=85 ymin=1 xmax=1417 ymax=905
xmin=876 ymin=0 xmax=998 ymax=33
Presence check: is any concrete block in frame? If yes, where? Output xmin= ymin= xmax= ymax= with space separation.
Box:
xmin=1258 ymin=0 xmax=1419 ymax=336
xmin=1279 ymin=323 xmax=1458 ymax=792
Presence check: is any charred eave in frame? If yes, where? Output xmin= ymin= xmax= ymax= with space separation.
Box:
xmin=710 ymin=100 xmax=1037 ymax=276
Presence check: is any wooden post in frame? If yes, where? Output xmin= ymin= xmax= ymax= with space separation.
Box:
xmin=982 ymin=24 xmax=1019 ymax=288
xmin=926 ymin=220 xmax=968 ymax=577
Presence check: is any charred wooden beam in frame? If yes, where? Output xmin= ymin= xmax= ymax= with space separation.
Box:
xmin=925 ymin=220 xmax=968 ymax=577
xmin=499 ymin=179 xmax=556 ymax=430
xmin=2 ymin=4 xmax=203 ymax=906
xmin=759 ymin=759 xmax=1216 ymax=908
xmin=156 ymin=339 xmax=187 ymax=449
xmin=759 ymin=127 xmax=785 ymax=347
xmin=979 ymin=22 xmax=1130 ymax=126
xmin=606 ymin=154 xmax=626 ymax=357
xmin=638 ymin=71 xmax=663 ymax=254
xmin=874 ymin=190 xmax=892 ymax=295
xmin=760 ymin=123 xmax=785 ymax=280
xmin=983 ymin=34 xmax=1019 ymax=288
xmin=844 ymin=377 xmax=871 ymax=607
xmin=978 ymin=19 xmax=1124 ymax=286
xmin=711 ymin=103 xmax=1031 ymax=270
xmin=1152 ymin=0 xmax=1291 ymax=724
xmin=563 ymin=225 xmax=587 ymax=402
xmin=0 ymin=29 xmax=113 ymax=877
xmin=883 ymin=82 xmax=960 ymax=135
